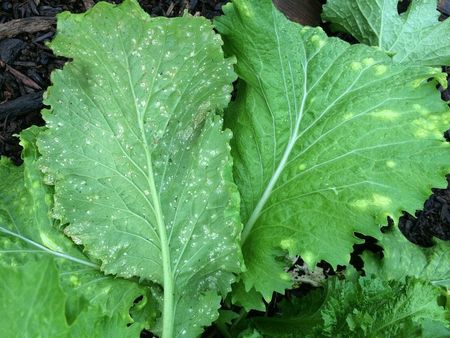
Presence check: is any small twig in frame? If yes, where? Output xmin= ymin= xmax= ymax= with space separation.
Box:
xmin=0 ymin=91 xmax=44 ymax=118
xmin=166 ymin=2 xmax=175 ymax=16
xmin=0 ymin=16 xmax=55 ymax=39
xmin=33 ymin=30 xmax=54 ymax=43
xmin=12 ymin=61 xmax=36 ymax=67
xmin=1 ymin=60 xmax=42 ymax=90
xmin=294 ymin=275 xmax=323 ymax=287
xmin=82 ymin=0 xmax=95 ymax=10
xmin=182 ymin=0 xmax=189 ymax=14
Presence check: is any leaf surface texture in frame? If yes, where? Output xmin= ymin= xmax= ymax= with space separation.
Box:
xmin=252 ymin=274 xmax=448 ymax=337
xmin=215 ymin=0 xmax=450 ymax=298
xmin=0 ymin=128 xmax=147 ymax=337
xmin=37 ymin=1 xmax=242 ymax=336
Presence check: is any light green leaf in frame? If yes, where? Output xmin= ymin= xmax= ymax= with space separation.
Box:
xmin=322 ymin=0 xmax=450 ymax=66
xmin=61 ymin=265 xmax=148 ymax=337
xmin=70 ymin=302 xmax=143 ymax=338
xmin=37 ymin=1 xmax=242 ymax=336
xmin=0 ymin=257 xmax=144 ymax=338
xmin=0 ymin=258 xmax=68 ymax=338
xmin=215 ymin=0 xmax=450 ymax=298
xmin=0 ymin=127 xmax=148 ymax=337
xmin=363 ymin=225 xmax=450 ymax=287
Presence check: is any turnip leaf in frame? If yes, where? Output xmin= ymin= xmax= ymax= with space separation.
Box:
xmin=215 ymin=0 xmax=450 ymax=299
xmin=36 ymin=1 xmax=242 ymax=336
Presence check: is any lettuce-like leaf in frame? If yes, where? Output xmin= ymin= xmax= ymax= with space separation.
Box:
xmin=322 ymin=0 xmax=450 ymax=66
xmin=252 ymin=274 xmax=448 ymax=337
xmin=36 ymin=1 xmax=242 ymax=336
xmin=215 ymin=0 xmax=450 ymax=299
xmin=0 ymin=127 xmax=148 ymax=337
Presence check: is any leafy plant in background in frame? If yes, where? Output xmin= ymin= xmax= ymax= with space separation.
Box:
xmin=0 ymin=0 xmax=449 ymax=337
xmin=249 ymin=270 xmax=447 ymax=337
xmin=322 ymin=0 xmax=450 ymax=66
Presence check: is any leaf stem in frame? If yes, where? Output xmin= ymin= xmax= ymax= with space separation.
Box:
xmin=0 ymin=226 xmax=99 ymax=269
xmin=139 ymin=125 xmax=174 ymax=337
xmin=241 ymin=9 xmax=309 ymax=245
xmin=241 ymin=70 xmax=308 ymax=244
xmin=148 ymin=163 xmax=175 ymax=338
xmin=241 ymin=139 xmax=294 ymax=243
xmin=129 ymin=29 xmax=175 ymax=333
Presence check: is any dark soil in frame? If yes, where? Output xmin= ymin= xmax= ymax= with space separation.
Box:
xmin=399 ymin=177 xmax=450 ymax=246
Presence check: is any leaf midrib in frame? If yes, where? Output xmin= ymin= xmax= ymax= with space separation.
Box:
xmin=241 ymin=33 xmax=363 ymax=242
xmin=241 ymin=7 xmax=309 ymax=244
xmin=0 ymin=226 xmax=98 ymax=268
xmin=120 ymin=35 xmax=175 ymax=338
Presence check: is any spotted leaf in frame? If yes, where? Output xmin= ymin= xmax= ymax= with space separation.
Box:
xmin=37 ymin=1 xmax=242 ymax=337
xmin=215 ymin=0 xmax=450 ymax=299
xmin=0 ymin=127 xmax=148 ymax=337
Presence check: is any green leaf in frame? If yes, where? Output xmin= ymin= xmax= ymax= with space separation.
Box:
xmin=214 ymin=309 xmax=241 ymax=338
xmin=0 ymin=127 xmax=148 ymax=337
xmin=0 ymin=257 xmax=69 ymax=338
xmin=253 ymin=274 xmax=448 ymax=337
xmin=422 ymin=319 xmax=450 ymax=338
xmin=0 ymin=257 xmax=144 ymax=338
xmin=319 ymin=276 xmax=448 ymax=337
xmin=215 ymin=0 xmax=450 ymax=298
xmin=240 ymin=329 xmax=263 ymax=338
xmin=231 ymin=282 xmax=265 ymax=312
xmin=129 ymin=291 xmax=160 ymax=333
xmin=251 ymin=287 xmax=324 ymax=337
xmin=70 ymin=303 xmax=143 ymax=338
xmin=37 ymin=1 xmax=242 ymax=336
xmin=322 ymin=0 xmax=450 ymax=66
xmin=363 ymin=226 xmax=450 ymax=287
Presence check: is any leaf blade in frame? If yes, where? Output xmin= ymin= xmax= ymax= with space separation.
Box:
xmin=37 ymin=1 xmax=242 ymax=335
xmin=0 ymin=127 xmax=149 ymax=337
xmin=216 ymin=0 xmax=450 ymax=298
